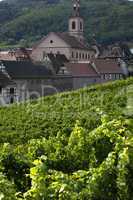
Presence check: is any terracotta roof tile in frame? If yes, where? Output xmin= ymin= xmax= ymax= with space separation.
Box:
xmin=94 ymin=59 xmax=123 ymax=74
xmin=0 ymin=52 xmax=16 ymax=61
xmin=66 ymin=63 xmax=99 ymax=76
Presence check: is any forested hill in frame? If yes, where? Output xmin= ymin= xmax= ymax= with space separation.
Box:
xmin=0 ymin=0 xmax=133 ymax=47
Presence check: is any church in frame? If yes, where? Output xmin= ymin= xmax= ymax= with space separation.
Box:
xmin=31 ymin=0 xmax=128 ymax=79
xmin=31 ymin=0 xmax=95 ymax=62
xmin=0 ymin=0 xmax=128 ymax=105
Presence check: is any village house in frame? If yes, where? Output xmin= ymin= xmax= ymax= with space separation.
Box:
xmin=0 ymin=48 xmax=32 ymax=61
xmin=0 ymin=56 xmax=124 ymax=105
xmin=0 ymin=0 xmax=128 ymax=105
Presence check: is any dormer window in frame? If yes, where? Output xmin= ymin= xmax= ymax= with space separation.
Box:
xmin=72 ymin=21 xmax=76 ymax=30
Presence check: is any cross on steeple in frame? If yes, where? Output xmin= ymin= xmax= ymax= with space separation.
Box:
xmin=72 ymin=0 xmax=80 ymax=17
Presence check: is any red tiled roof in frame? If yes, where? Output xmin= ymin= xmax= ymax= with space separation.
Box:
xmin=94 ymin=59 xmax=123 ymax=74
xmin=0 ymin=48 xmax=32 ymax=61
xmin=0 ymin=52 xmax=16 ymax=61
xmin=66 ymin=63 xmax=99 ymax=76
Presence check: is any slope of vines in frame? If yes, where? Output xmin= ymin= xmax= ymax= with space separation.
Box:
xmin=0 ymin=78 xmax=133 ymax=199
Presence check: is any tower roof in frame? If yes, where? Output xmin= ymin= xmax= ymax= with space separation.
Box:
xmin=72 ymin=0 xmax=81 ymax=17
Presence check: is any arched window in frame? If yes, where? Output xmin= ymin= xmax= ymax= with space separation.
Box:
xmin=72 ymin=21 xmax=76 ymax=30
xmin=10 ymin=88 xmax=15 ymax=94
xmin=85 ymin=53 xmax=87 ymax=59
xmin=76 ymin=52 xmax=78 ymax=59
xmin=80 ymin=22 xmax=83 ymax=30
xmin=72 ymin=51 xmax=74 ymax=58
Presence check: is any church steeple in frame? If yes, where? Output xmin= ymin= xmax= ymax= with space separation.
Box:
xmin=68 ymin=0 xmax=84 ymax=42
xmin=72 ymin=0 xmax=80 ymax=17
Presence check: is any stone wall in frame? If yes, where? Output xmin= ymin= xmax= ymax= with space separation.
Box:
xmin=0 ymin=74 xmax=113 ymax=106
xmin=14 ymin=77 xmax=73 ymax=102
xmin=73 ymin=76 xmax=101 ymax=89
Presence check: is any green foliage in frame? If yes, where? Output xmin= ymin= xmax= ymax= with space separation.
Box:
xmin=13 ymin=117 xmax=133 ymax=200
xmin=0 ymin=78 xmax=133 ymax=199
xmin=0 ymin=173 xmax=16 ymax=200
xmin=0 ymin=0 xmax=133 ymax=47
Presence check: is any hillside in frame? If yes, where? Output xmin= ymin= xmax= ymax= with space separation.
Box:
xmin=0 ymin=0 xmax=133 ymax=47
xmin=0 ymin=78 xmax=133 ymax=199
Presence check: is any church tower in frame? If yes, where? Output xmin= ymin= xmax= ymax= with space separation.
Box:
xmin=68 ymin=0 xmax=84 ymax=42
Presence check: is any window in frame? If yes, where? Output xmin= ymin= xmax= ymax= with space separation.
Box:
xmin=76 ymin=52 xmax=78 ymax=59
xmin=88 ymin=54 xmax=90 ymax=59
xmin=85 ymin=53 xmax=87 ymax=59
xmin=50 ymin=40 xmax=53 ymax=44
xmin=72 ymin=21 xmax=76 ymax=30
xmin=112 ymin=74 xmax=115 ymax=79
xmin=0 ymin=86 xmax=2 ymax=94
xmin=72 ymin=51 xmax=74 ymax=58
xmin=61 ymin=69 xmax=65 ymax=74
xmin=10 ymin=88 xmax=15 ymax=94
xmin=37 ymin=80 xmax=41 ymax=84
xmin=105 ymin=74 xmax=109 ymax=80
xmin=82 ymin=53 xmax=84 ymax=59
xmin=109 ymin=74 xmax=112 ymax=79
xmin=101 ymin=75 xmax=104 ymax=80
xmin=79 ymin=53 xmax=81 ymax=59
xmin=120 ymin=74 xmax=122 ymax=79
xmin=43 ymin=51 xmax=46 ymax=59
xmin=10 ymin=97 xmax=14 ymax=104
xmin=80 ymin=22 xmax=83 ymax=30
xmin=115 ymin=74 xmax=119 ymax=79
xmin=0 ymin=63 xmax=5 ymax=71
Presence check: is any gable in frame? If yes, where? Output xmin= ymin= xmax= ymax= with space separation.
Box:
xmin=33 ymin=32 xmax=71 ymax=50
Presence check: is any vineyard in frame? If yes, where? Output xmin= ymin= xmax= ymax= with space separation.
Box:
xmin=0 ymin=78 xmax=133 ymax=199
